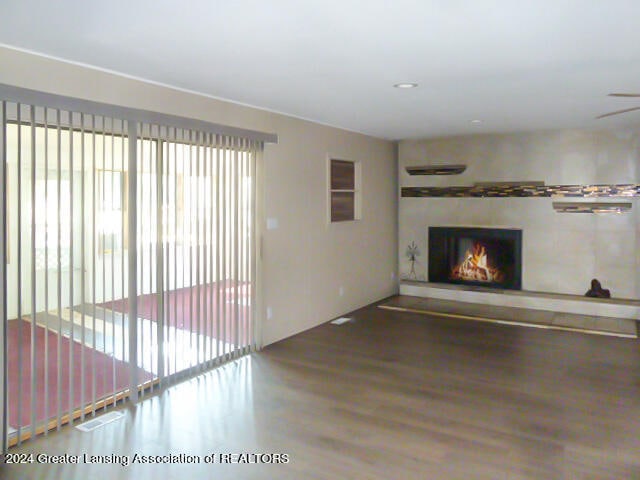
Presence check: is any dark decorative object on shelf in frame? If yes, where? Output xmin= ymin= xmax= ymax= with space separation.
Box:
xmin=585 ymin=278 xmax=611 ymax=298
xmin=405 ymin=164 xmax=467 ymax=176
xmin=405 ymin=241 xmax=420 ymax=279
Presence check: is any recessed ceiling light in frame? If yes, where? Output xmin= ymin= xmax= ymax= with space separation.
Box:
xmin=470 ymin=119 xmax=482 ymax=125
xmin=394 ymin=83 xmax=418 ymax=89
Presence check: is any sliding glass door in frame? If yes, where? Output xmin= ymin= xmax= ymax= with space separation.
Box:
xmin=1 ymin=95 xmax=263 ymax=449
xmin=135 ymin=125 xmax=257 ymax=385
xmin=2 ymin=106 xmax=143 ymax=445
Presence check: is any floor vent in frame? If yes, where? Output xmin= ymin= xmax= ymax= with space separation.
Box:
xmin=76 ymin=411 xmax=125 ymax=432
xmin=331 ymin=317 xmax=352 ymax=325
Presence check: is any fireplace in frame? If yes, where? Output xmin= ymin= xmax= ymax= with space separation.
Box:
xmin=428 ymin=227 xmax=522 ymax=290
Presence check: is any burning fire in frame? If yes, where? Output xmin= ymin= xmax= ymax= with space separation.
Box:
xmin=451 ymin=243 xmax=504 ymax=283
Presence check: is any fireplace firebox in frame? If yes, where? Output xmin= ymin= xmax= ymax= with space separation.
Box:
xmin=428 ymin=227 xmax=522 ymax=290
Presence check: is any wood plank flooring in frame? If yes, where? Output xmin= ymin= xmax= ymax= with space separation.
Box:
xmin=2 ymin=296 xmax=640 ymax=479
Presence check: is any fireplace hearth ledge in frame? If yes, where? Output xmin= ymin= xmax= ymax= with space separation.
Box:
xmin=400 ymin=280 xmax=640 ymax=322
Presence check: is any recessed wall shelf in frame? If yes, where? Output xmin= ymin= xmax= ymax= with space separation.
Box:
xmin=552 ymin=201 xmax=632 ymax=214
xmin=405 ymin=164 xmax=467 ymax=176
xmin=401 ymin=183 xmax=640 ymax=198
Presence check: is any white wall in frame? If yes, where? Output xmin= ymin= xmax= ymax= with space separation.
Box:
xmin=399 ymin=128 xmax=640 ymax=299
xmin=0 ymin=46 xmax=398 ymax=346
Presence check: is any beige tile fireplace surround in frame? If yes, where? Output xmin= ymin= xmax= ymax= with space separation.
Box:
xmin=398 ymin=127 xmax=640 ymax=332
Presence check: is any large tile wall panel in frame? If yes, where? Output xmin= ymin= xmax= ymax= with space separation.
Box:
xmin=399 ymin=129 xmax=640 ymax=299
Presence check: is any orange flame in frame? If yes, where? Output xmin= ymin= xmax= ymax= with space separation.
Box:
xmin=451 ymin=243 xmax=504 ymax=283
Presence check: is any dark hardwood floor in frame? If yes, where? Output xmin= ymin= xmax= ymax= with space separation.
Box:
xmin=3 ymin=297 xmax=640 ymax=479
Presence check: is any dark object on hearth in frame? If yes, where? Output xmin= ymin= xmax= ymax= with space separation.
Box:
xmin=585 ymin=279 xmax=611 ymax=298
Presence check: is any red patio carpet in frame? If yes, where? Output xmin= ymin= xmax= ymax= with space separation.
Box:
xmin=101 ymin=282 xmax=251 ymax=340
xmin=7 ymin=319 xmax=153 ymax=430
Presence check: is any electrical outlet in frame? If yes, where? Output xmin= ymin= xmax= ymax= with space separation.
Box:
xmin=266 ymin=306 xmax=273 ymax=320
xmin=339 ymin=286 xmax=344 ymax=297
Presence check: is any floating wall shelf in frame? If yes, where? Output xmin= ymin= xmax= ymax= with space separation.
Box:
xmin=405 ymin=164 xmax=467 ymax=176
xmin=552 ymin=202 xmax=632 ymax=214
xmin=401 ymin=183 xmax=640 ymax=198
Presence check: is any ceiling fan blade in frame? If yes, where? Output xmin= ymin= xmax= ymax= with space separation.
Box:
xmin=596 ymin=106 xmax=640 ymax=119
xmin=608 ymin=93 xmax=640 ymax=97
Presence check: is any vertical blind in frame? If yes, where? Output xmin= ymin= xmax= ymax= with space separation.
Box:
xmin=136 ymin=124 xmax=258 ymax=387
xmin=0 ymin=91 xmax=268 ymax=450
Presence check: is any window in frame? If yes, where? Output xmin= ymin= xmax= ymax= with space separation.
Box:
xmin=33 ymin=171 xmax=71 ymax=269
xmin=98 ymin=169 xmax=128 ymax=254
xmin=329 ymin=158 xmax=360 ymax=222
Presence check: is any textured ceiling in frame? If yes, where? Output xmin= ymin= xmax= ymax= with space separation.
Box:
xmin=1 ymin=0 xmax=640 ymax=140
